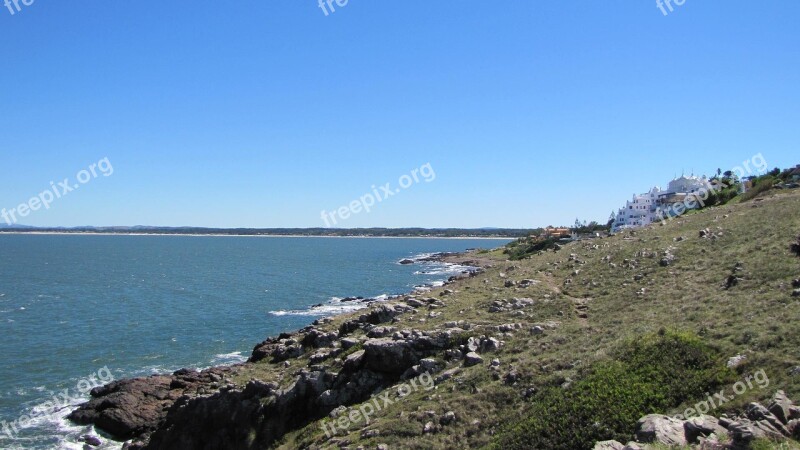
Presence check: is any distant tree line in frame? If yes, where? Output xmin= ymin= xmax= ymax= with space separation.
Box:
xmin=0 ymin=226 xmax=531 ymax=238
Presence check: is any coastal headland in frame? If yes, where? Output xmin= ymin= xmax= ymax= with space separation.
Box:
xmin=68 ymin=189 xmax=800 ymax=449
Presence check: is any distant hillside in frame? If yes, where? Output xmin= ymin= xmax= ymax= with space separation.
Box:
xmin=0 ymin=223 xmax=35 ymax=229
xmin=0 ymin=226 xmax=529 ymax=238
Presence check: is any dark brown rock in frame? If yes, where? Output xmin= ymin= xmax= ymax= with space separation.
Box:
xmin=68 ymin=376 xmax=176 ymax=439
xmin=68 ymin=368 xmax=233 ymax=440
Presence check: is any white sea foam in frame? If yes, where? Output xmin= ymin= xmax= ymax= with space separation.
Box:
xmin=211 ymin=352 xmax=248 ymax=365
xmin=269 ymin=296 xmax=377 ymax=317
xmin=402 ymin=252 xmax=474 ymax=276
xmin=398 ymin=252 xmax=435 ymax=263
xmin=4 ymin=388 xmax=125 ymax=450
xmin=269 ymin=253 xmax=476 ymax=319
xmin=413 ymin=265 xmax=463 ymax=275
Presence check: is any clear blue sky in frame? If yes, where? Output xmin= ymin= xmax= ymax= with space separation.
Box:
xmin=1 ymin=1 xmax=798 ymax=228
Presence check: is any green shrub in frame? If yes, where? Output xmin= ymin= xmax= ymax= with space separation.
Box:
xmin=503 ymin=237 xmax=559 ymax=260
xmin=491 ymin=330 xmax=734 ymax=450
xmin=740 ymin=177 xmax=775 ymax=202
xmin=612 ymin=330 xmax=734 ymax=407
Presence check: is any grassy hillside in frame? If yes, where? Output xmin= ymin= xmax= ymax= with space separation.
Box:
xmin=234 ymin=188 xmax=800 ymax=449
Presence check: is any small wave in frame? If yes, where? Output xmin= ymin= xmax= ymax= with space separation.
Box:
xmin=401 ymin=251 xmax=473 ymax=276
xmin=136 ymin=364 xmax=172 ymax=375
xmin=413 ymin=265 xmax=465 ymax=275
xmin=4 ymin=388 xmax=124 ymax=450
xmin=211 ymin=352 xmax=248 ymax=365
xmin=412 ymin=280 xmax=445 ymax=291
xmin=269 ymin=295 xmax=382 ymax=317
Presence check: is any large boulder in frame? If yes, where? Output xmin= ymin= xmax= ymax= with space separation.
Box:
xmin=768 ymin=390 xmax=794 ymax=425
xmin=684 ymin=415 xmax=726 ymax=443
xmin=727 ymin=421 xmax=757 ymax=447
xmin=359 ymin=303 xmax=413 ymax=325
xmin=250 ymin=334 xmax=304 ymax=363
xmin=464 ymin=352 xmax=483 ymax=367
xmin=635 ymin=415 xmax=687 ymax=446
xmin=343 ymin=349 xmax=366 ymax=372
xmin=410 ymin=328 xmax=465 ymax=350
xmin=362 ymin=338 xmax=420 ymax=374
xmin=302 ymin=328 xmax=339 ymax=348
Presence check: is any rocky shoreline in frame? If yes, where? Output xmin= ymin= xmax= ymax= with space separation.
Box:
xmin=67 ymin=252 xmax=488 ymax=448
xmin=65 ymin=233 xmax=800 ymax=449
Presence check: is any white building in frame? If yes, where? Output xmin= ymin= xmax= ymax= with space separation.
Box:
xmin=611 ymin=175 xmax=710 ymax=233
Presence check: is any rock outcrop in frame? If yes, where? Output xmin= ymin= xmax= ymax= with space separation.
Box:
xmin=635 ymin=414 xmax=687 ymax=447
xmin=594 ymin=390 xmax=800 ymax=450
xmin=68 ymin=367 xmax=234 ymax=440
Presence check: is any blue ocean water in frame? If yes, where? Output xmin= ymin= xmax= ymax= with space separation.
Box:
xmin=0 ymin=234 xmax=509 ymax=449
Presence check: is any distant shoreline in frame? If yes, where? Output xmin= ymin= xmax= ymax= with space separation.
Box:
xmin=0 ymin=231 xmax=516 ymax=239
